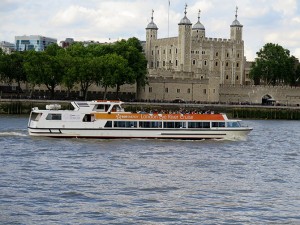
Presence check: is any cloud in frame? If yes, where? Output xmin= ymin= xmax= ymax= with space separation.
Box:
xmin=0 ymin=0 xmax=299 ymax=61
xmin=272 ymin=0 xmax=297 ymax=16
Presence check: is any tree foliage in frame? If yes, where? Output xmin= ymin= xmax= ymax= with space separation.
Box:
xmin=250 ymin=43 xmax=300 ymax=86
xmin=0 ymin=37 xmax=148 ymax=100
xmin=24 ymin=44 xmax=65 ymax=99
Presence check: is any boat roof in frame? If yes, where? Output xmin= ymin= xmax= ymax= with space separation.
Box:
xmin=71 ymin=100 xmax=123 ymax=111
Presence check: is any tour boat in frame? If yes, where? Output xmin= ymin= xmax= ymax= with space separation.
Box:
xmin=28 ymin=100 xmax=252 ymax=140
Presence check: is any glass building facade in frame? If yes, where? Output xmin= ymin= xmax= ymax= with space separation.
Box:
xmin=15 ymin=35 xmax=57 ymax=51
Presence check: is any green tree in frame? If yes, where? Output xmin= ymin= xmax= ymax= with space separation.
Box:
xmin=113 ymin=38 xmax=147 ymax=99
xmin=66 ymin=43 xmax=100 ymax=100
xmin=99 ymin=53 xmax=133 ymax=99
xmin=24 ymin=44 xmax=65 ymax=99
xmin=250 ymin=43 xmax=293 ymax=85
xmin=0 ymin=51 xmax=27 ymax=95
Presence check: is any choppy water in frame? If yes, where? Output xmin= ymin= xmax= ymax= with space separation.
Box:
xmin=0 ymin=115 xmax=300 ymax=224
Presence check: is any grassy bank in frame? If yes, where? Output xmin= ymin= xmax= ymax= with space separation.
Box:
xmin=1 ymin=100 xmax=300 ymax=120
xmin=0 ymin=100 xmax=70 ymax=114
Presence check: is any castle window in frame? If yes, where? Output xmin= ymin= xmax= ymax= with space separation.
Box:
xmin=177 ymin=89 xmax=181 ymax=93
xmin=213 ymin=89 xmax=216 ymax=93
xmin=157 ymin=50 xmax=159 ymax=54
xmin=163 ymin=50 xmax=165 ymax=54
xmin=151 ymin=61 xmax=154 ymax=67
xmin=237 ymin=62 xmax=239 ymax=67
xmin=227 ymin=53 xmax=229 ymax=57
xmin=236 ymin=76 xmax=239 ymax=80
xmin=176 ymin=60 xmax=178 ymax=66
xmin=149 ymin=87 xmax=152 ymax=93
xmin=216 ymin=52 xmax=218 ymax=57
xmin=163 ymin=61 xmax=165 ymax=66
xmin=157 ymin=61 xmax=159 ymax=67
xmin=202 ymin=51 xmax=205 ymax=54
xmin=165 ymin=88 xmax=168 ymax=93
xmin=170 ymin=49 xmax=172 ymax=54
xmin=204 ymin=61 xmax=207 ymax=66
xmin=226 ymin=75 xmax=229 ymax=79
xmin=176 ymin=48 xmax=178 ymax=54
xmin=237 ymin=53 xmax=240 ymax=58
xmin=201 ymin=76 xmax=204 ymax=79
xmin=215 ymin=62 xmax=218 ymax=66
xmin=193 ymin=59 xmax=196 ymax=65
xmin=187 ymin=88 xmax=191 ymax=93
xmin=152 ymin=50 xmax=154 ymax=55
xmin=203 ymin=89 xmax=207 ymax=94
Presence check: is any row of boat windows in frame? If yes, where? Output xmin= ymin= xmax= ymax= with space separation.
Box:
xmin=44 ymin=114 xmax=241 ymax=128
xmin=105 ymin=121 xmax=241 ymax=128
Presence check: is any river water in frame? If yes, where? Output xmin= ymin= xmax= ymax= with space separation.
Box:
xmin=0 ymin=115 xmax=300 ymax=224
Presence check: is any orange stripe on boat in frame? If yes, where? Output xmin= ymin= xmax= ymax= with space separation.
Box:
xmin=95 ymin=113 xmax=224 ymax=121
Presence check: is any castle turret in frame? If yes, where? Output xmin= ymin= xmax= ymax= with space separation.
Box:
xmin=146 ymin=10 xmax=158 ymax=68
xmin=178 ymin=4 xmax=192 ymax=72
xmin=230 ymin=7 xmax=243 ymax=41
xmin=192 ymin=10 xmax=205 ymax=39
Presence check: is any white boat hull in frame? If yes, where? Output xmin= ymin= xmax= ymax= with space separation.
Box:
xmin=28 ymin=127 xmax=252 ymax=140
xmin=27 ymin=100 xmax=253 ymax=140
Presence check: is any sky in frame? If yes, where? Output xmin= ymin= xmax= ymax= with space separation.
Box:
xmin=1 ymin=0 xmax=300 ymax=61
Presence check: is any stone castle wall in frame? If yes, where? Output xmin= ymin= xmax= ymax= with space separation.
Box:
xmin=220 ymin=85 xmax=300 ymax=106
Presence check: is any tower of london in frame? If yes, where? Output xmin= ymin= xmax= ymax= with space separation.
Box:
xmin=141 ymin=6 xmax=250 ymax=102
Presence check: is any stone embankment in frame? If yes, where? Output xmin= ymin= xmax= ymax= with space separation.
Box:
xmin=1 ymin=99 xmax=300 ymax=120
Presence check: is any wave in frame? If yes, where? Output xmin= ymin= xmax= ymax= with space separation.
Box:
xmin=0 ymin=131 xmax=27 ymax=137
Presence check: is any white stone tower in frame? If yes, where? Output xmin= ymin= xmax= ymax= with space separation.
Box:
xmin=230 ymin=7 xmax=243 ymax=41
xmin=192 ymin=10 xmax=205 ymax=39
xmin=178 ymin=4 xmax=192 ymax=72
xmin=145 ymin=10 xmax=158 ymax=68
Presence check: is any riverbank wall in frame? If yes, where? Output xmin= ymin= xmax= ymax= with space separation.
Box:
xmin=1 ymin=99 xmax=300 ymax=120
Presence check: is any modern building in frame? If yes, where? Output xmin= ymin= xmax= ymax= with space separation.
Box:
xmin=59 ymin=38 xmax=75 ymax=48
xmin=140 ymin=6 xmax=250 ymax=102
xmin=15 ymin=35 xmax=57 ymax=51
xmin=0 ymin=41 xmax=15 ymax=54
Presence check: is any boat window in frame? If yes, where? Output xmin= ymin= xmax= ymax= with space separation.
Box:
xmin=46 ymin=113 xmax=61 ymax=120
xmin=227 ymin=121 xmax=241 ymax=127
xmin=139 ymin=121 xmax=162 ymax=128
xmin=30 ymin=112 xmax=42 ymax=121
xmin=114 ymin=121 xmax=137 ymax=128
xmin=95 ymin=104 xmax=110 ymax=112
xmin=212 ymin=122 xmax=225 ymax=127
xmin=111 ymin=105 xmax=123 ymax=112
xmin=83 ymin=114 xmax=94 ymax=122
xmin=212 ymin=122 xmax=226 ymax=128
xmin=163 ymin=122 xmax=186 ymax=128
xmin=104 ymin=121 xmax=112 ymax=127
xmin=188 ymin=122 xmax=210 ymax=128
xmin=163 ymin=122 xmax=175 ymax=128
